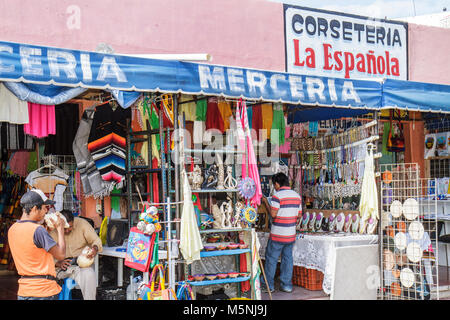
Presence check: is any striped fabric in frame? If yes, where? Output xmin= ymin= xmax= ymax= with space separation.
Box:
xmin=88 ymin=133 xmax=127 ymax=184
xmin=270 ymin=186 xmax=302 ymax=243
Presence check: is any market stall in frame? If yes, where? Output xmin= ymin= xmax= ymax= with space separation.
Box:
xmin=0 ymin=39 xmax=449 ymax=300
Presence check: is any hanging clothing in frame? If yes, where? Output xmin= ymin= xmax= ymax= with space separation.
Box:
xmin=205 ymin=98 xmax=224 ymax=133
xmin=8 ymin=151 xmax=30 ymax=178
xmin=270 ymin=103 xmax=285 ymax=145
xmin=260 ymin=103 xmax=273 ymax=140
xmin=251 ymin=104 xmax=263 ymax=141
xmin=217 ymin=100 xmax=233 ymax=131
xmin=179 ymin=170 xmax=203 ymax=264
xmin=278 ymin=117 xmax=291 ymax=154
xmin=44 ymin=103 xmax=79 ymax=156
xmin=359 ymin=147 xmax=379 ymax=233
xmin=195 ymin=98 xmax=207 ymax=121
xmin=87 ymin=103 xmax=131 ymax=185
xmin=72 ymin=107 xmax=112 ymax=198
xmin=23 ymin=103 xmax=56 ymax=138
xmin=179 ymin=95 xmax=197 ymax=121
xmin=0 ymin=83 xmax=29 ymax=124
xmin=193 ymin=120 xmax=205 ymax=145
xmin=0 ymin=123 xmax=35 ymax=151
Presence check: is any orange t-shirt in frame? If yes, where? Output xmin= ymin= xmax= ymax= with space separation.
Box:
xmin=8 ymin=221 xmax=61 ymax=297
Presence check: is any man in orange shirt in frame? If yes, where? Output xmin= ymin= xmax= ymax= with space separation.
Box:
xmin=8 ymin=189 xmax=66 ymax=300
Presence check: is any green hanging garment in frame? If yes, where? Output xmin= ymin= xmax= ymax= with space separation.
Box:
xmin=271 ymin=103 xmax=285 ymax=145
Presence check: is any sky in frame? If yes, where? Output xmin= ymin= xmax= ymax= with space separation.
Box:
xmin=270 ymin=0 xmax=450 ymax=20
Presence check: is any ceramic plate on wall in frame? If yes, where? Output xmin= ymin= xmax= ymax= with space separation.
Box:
xmin=402 ymin=198 xmax=419 ymax=220
xmin=400 ymin=268 xmax=415 ymax=288
xmin=408 ymin=221 xmax=424 ymax=240
xmin=390 ymin=200 xmax=403 ymax=218
xmin=406 ymin=242 xmax=422 ymax=263
xmin=394 ymin=232 xmax=407 ymax=251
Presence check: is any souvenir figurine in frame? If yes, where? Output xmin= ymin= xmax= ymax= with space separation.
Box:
xmin=216 ymin=153 xmax=225 ymax=190
xmin=201 ymin=164 xmax=218 ymax=189
xmin=190 ymin=165 xmax=204 ymax=190
xmin=234 ymin=201 xmax=245 ymax=228
xmin=224 ymin=166 xmax=237 ymax=189
xmin=212 ymin=203 xmax=223 ymax=229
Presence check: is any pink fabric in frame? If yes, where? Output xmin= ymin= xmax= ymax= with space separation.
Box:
xmin=278 ymin=117 xmax=291 ymax=154
xmin=236 ymin=100 xmax=262 ymax=207
xmin=9 ymin=151 xmax=30 ymax=177
xmin=23 ymin=103 xmax=56 ymax=138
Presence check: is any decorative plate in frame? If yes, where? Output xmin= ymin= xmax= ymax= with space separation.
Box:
xmin=400 ymin=268 xmax=415 ymax=288
xmin=402 ymin=198 xmax=419 ymax=220
xmin=390 ymin=200 xmax=403 ymax=218
xmin=394 ymin=232 xmax=407 ymax=251
xmin=238 ymin=177 xmax=256 ymax=200
xmin=406 ymin=242 xmax=422 ymax=263
xmin=408 ymin=221 xmax=424 ymax=240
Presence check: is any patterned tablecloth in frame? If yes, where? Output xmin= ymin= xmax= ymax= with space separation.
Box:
xmin=257 ymin=232 xmax=379 ymax=295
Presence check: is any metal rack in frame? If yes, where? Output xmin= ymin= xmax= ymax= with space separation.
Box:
xmin=170 ymin=96 xmax=255 ymax=299
xmin=379 ymin=163 xmax=438 ymax=300
xmin=40 ymin=154 xmax=80 ymax=213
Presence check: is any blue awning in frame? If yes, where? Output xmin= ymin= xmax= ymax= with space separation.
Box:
xmin=1 ymin=40 xmax=450 ymax=118
xmin=0 ymin=40 xmax=381 ymax=109
xmin=382 ymin=78 xmax=450 ymax=114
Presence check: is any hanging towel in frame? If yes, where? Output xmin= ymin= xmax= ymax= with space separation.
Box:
xmin=217 ymin=100 xmax=233 ymax=131
xmin=24 ymin=102 xmax=56 ymax=138
xmin=251 ymin=104 xmax=263 ymax=141
xmin=260 ymin=103 xmax=273 ymax=140
xmin=270 ymin=103 xmax=285 ymax=145
xmin=359 ymin=146 xmax=379 ymax=233
xmin=0 ymin=83 xmax=29 ymax=124
xmin=179 ymin=170 xmax=203 ymax=264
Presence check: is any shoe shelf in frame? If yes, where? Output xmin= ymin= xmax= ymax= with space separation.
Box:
xmin=188 ymin=276 xmax=251 ymax=287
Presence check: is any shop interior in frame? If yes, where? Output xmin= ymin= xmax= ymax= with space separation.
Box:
xmin=0 ymin=79 xmax=449 ymax=300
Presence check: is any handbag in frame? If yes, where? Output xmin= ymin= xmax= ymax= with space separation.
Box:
xmin=138 ymin=264 xmax=177 ymax=300
xmin=387 ymin=111 xmax=405 ymax=153
xmin=125 ymin=227 xmax=156 ymax=272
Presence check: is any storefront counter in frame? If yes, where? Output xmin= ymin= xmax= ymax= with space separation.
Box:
xmin=257 ymin=232 xmax=378 ymax=295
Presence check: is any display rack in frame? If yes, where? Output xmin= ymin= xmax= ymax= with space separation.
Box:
xmin=40 ymin=154 xmax=80 ymax=213
xmin=169 ymin=98 xmax=255 ymax=300
xmin=379 ymin=163 xmax=438 ymax=300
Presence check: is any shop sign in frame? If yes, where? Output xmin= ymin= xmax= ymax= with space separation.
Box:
xmin=0 ymin=40 xmax=382 ymax=109
xmin=284 ymin=5 xmax=408 ymax=80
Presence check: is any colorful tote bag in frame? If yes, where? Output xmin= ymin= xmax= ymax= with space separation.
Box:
xmin=138 ymin=264 xmax=177 ymax=300
xmin=125 ymin=227 xmax=156 ymax=272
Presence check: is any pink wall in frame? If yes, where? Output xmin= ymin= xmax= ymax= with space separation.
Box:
xmin=408 ymin=23 xmax=450 ymax=85
xmin=0 ymin=0 xmax=285 ymax=71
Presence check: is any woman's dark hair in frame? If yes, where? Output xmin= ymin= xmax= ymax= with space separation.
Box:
xmin=271 ymin=172 xmax=290 ymax=187
xmin=60 ymin=210 xmax=74 ymax=223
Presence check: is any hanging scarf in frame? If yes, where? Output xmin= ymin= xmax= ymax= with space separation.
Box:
xmin=236 ymin=99 xmax=262 ymax=207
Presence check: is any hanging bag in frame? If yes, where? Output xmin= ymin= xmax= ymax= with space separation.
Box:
xmin=138 ymin=264 xmax=177 ymax=300
xmin=125 ymin=227 xmax=156 ymax=272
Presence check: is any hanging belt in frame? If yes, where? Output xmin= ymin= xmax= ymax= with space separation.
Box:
xmin=21 ymin=275 xmax=57 ymax=281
